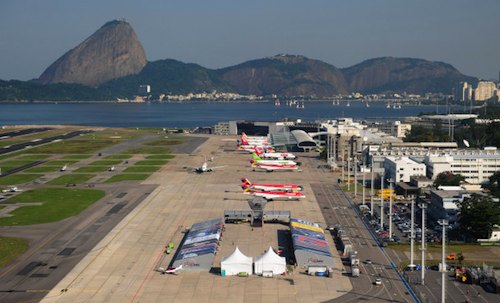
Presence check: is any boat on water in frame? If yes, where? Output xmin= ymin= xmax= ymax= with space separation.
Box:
xmin=296 ymin=102 xmax=305 ymax=109
xmin=386 ymin=103 xmax=391 ymax=108
xmin=346 ymin=101 xmax=350 ymax=107
xmin=274 ymin=100 xmax=281 ymax=106
xmin=365 ymin=101 xmax=370 ymax=107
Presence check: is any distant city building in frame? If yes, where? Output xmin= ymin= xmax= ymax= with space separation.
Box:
xmin=474 ymin=81 xmax=497 ymax=101
xmin=392 ymin=121 xmax=412 ymax=138
xmin=454 ymin=81 xmax=473 ymax=103
xmin=138 ymin=84 xmax=151 ymax=95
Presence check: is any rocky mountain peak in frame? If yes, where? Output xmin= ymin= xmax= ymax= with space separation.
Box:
xmin=38 ymin=19 xmax=147 ymax=86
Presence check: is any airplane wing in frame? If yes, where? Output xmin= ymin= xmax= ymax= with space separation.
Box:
xmin=209 ymin=165 xmax=226 ymax=170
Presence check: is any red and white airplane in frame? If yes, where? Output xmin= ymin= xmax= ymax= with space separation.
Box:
xmin=241 ymin=178 xmax=303 ymax=192
xmin=251 ymin=153 xmax=297 ymax=166
xmin=243 ymin=187 xmax=305 ymax=200
xmin=251 ymin=162 xmax=299 ymax=172
xmin=254 ymin=147 xmax=296 ymax=160
xmin=241 ymin=132 xmax=269 ymax=145
xmin=239 ymin=144 xmax=274 ymax=153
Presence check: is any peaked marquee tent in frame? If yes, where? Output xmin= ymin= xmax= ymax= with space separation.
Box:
xmin=254 ymin=246 xmax=287 ymax=275
xmin=221 ymin=246 xmax=253 ymax=276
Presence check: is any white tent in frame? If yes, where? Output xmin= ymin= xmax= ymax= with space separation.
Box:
xmin=221 ymin=247 xmax=253 ymax=276
xmin=254 ymin=246 xmax=287 ymax=276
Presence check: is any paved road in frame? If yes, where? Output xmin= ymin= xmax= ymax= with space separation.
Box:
xmin=0 ymin=130 xmax=93 ymax=155
xmin=0 ymin=128 xmax=52 ymax=139
xmin=312 ymin=182 xmax=417 ymax=303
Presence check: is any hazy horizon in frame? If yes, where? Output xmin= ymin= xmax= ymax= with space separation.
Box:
xmin=1 ymin=0 xmax=499 ymax=81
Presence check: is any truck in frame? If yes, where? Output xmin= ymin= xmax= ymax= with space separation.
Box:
xmin=349 ymin=251 xmax=360 ymax=277
xmin=351 ymin=266 xmax=360 ymax=277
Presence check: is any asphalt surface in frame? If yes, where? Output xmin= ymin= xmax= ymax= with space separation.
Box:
xmin=0 ymin=160 xmax=47 ymax=177
xmin=0 ymin=130 xmax=93 ymax=155
xmin=313 ymin=183 xmax=417 ymax=303
xmin=0 ymin=181 xmax=158 ymax=303
xmin=0 ymin=128 xmax=52 ymax=140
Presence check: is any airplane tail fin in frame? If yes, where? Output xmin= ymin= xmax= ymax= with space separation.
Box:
xmin=243 ymin=187 xmax=252 ymax=193
xmin=254 ymin=147 xmax=263 ymax=155
xmin=252 ymin=153 xmax=262 ymax=161
xmin=241 ymin=132 xmax=249 ymax=145
xmin=241 ymin=178 xmax=251 ymax=185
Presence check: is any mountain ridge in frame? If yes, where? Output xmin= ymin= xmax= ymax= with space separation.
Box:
xmin=0 ymin=20 xmax=480 ymax=101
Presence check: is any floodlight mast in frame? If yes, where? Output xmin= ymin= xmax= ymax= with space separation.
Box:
xmin=408 ymin=197 xmax=416 ymax=270
xmin=438 ymin=219 xmax=449 ymax=303
xmin=419 ymin=201 xmax=428 ymax=285
xmin=370 ymin=156 xmax=374 ymax=216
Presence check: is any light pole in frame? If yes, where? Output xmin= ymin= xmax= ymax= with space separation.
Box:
xmin=370 ymin=156 xmax=374 ymax=216
xmin=388 ymin=178 xmax=394 ymax=240
xmin=354 ymin=155 xmax=358 ymax=198
xmin=347 ymin=147 xmax=351 ymax=191
xmin=360 ymin=137 xmax=368 ymax=204
xmin=419 ymin=201 xmax=428 ymax=285
xmin=408 ymin=197 xmax=416 ymax=270
xmin=438 ymin=219 xmax=449 ymax=303
xmin=380 ymin=170 xmax=384 ymax=230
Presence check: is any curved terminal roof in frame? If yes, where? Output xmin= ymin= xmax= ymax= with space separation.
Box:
xmin=291 ymin=130 xmax=317 ymax=148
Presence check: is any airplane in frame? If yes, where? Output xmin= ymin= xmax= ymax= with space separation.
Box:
xmin=2 ymin=186 xmax=22 ymax=193
xmin=243 ymin=187 xmax=305 ymax=200
xmin=251 ymin=162 xmax=299 ymax=172
xmin=253 ymin=147 xmax=296 ymax=160
xmin=185 ymin=162 xmax=225 ymax=174
xmin=60 ymin=164 xmax=67 ymax=172
xmin=241 ymin=178 xmax=303 ymax=192
xmin=109 ymin=166 xmax=115 ymax=172
xmin=241 ymin=132 xmax=269 ymax=145
xmin=250 ymin=153 xmax=297 ymax=166
xmin=239 ymin=144 xmax=274 ymax=153
xmin=158 ymin=264 xmax=183 ymax=275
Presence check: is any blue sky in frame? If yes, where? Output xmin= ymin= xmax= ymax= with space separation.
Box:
xmin=1 ymin=0 xmax=499 ymax=81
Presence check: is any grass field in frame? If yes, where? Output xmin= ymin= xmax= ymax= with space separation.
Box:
xmin=0 ymin=151 xmax=23 ymax=161
xmin=104 ymin=174 xmax=150 ymax=183
xmin=79 ymin=132 xmax=139 ymax=140
xmin=0 ymin=188 xmax=105 ymax=225
xmin=25 ymin=139 xmax=119 ymax=154
xmin=124 ymin=166 xmax=160 ymax=173
xmin=47 ymin=174 xmax=95 ymax=185
xmin=390 ymin=243 xmax=500 ymax=268
xmin=43 ymin=160 xmax=78 ymax=166
xmin=134 ymin=160 xmax=168 ymax=166
xmin=144 ymin=139 xmax=184 ymax=146
xmin=145 ymin=155 xmax=175 ymax=160
xmin=15 ymin=155 xmax=51 ymax=161
xmin=0 ymin=141 xmax=21 ymax=147
xmin=104 ymin=155 xmax=131 ymax=160
xmin=74 ymin=166 xmax=109 ymax=173
xmin=121 ymin=147 xmax=171 ymax=154
xmin=61 ymin=155 xmax=92 ymax=160
xmin=88 ymin=160 xmax=123 ymax=166
xmin=0 ymin=237 xmax=29 ymax=268
xmin=24 ymin=166 xmax=61 ymax=173
xmin=0 ymin=174 xmax=43 ymax=186
xmin=0 ymin=160 xmax=36 ymax=167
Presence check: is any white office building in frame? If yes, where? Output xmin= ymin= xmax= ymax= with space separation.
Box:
xmin=383 ymin=156 xmax=426 ymax=183
xmin=425 ymin=150 xmax=500 ymax=184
